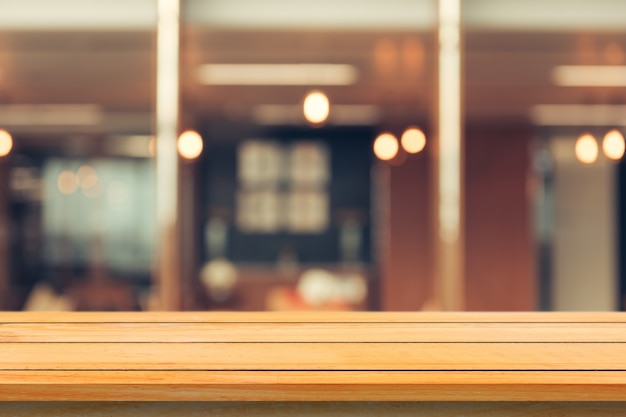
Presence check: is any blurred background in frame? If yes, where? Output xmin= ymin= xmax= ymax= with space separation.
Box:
xmin=0 ymin=0 xmax=625 ymax=311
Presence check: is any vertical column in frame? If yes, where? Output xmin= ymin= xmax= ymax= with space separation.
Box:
xmin=434 ymin=0 xmax=464 ymax=310
xmin=155 ymin=0 xmax=181 ymax=310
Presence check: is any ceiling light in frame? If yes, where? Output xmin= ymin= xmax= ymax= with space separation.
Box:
xmin=196 ymin=64 xmax=358 ymax=86
xmin=0 ymin=104 xmax=102 ymax=126
xmin=252 ymin=104 xmax=380 ymax=126
xmin=373 ymin=133 xmax=399 ymax=161
xmin=303 ymin=91 xmax=330 ymax=124
xmin=106 ymin=135 xmax=154 ymax=158
xmin=401 ymin=127 xmax=426 ymax=153
xmin=552 ymin=65 xmax=626 ymax=86
xmin=575 ymin=133 xmax=598 ymax=164
xmin=0 ymin=130 xmax=13 ymax=157
xmin=530 ymin=104 xmax=626 ymax=126
xmin=602 ymin=129 xmax=625 ymax=160
xmin=177 ymin=130 xmax=203 ymax=160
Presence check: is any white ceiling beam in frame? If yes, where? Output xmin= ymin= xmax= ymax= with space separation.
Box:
xmin=464 ymin=0 xmax=626 ymax=31
xmin=0 ymin=0 xmax=156 ymax=30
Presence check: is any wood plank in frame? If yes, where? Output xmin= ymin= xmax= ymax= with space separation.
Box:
xmin=1 ymin=311 xmax=626 ymax=323
xmin=1 ymin=342 xmax=626 ymax=371
xmin=2 ymin=371 xmax=626 ymax=401
xmin=2 ymin=312 xmax=626 ymax=402
xmin=3 ymin=322 xmax=626 ymax=342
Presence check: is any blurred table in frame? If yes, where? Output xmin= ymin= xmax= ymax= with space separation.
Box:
xmin=1 ymin=312 xmax=626 ymax=415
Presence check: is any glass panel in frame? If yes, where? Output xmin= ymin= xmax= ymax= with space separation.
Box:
xmin=180 ymin=0 xmax=437 ymax=311
xmin=0 ymin=1 xmax=156 ymax=310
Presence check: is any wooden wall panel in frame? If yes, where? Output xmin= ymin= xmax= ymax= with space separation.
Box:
xmin=380 ymin=155 xmax=433 ymax=311
xmin=464 ymin=122 xmax=535 ymax=310
xmin=380 ymin=122 xmax=535 ymax=311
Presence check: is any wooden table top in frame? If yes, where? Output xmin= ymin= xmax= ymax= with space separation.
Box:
xmin=1 ymin=311 xmax=625 ymax=401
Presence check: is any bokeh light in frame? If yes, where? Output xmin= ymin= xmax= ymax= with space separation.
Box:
xmin=373 ymin=132 xmax=399 ymax=161
xmin=401 ymin=37 xmax=425 ymax=76
xmin=373 ymin=38 xmax=398 ymax=77
xmin=177 ymin=130 xmax=203 ymax=160
xmin=575 ymin=133 xmax=598 ymax=164
xmin=77 ymin=165 xmax=97 ymax=188
xmin=57 ymin=170 xmax=78 ymax=195
xmin=303 ymin=90 xmax=330 ymax=124
xmin=603 ymin=42 xmax=625 ymax=65
xmin=401 ymin=127 xmax=426 ymax=154
xmin=602 ymin=129 xmax=625 ymax=160
xmin=0 ymin=129 xmax=13 ymax=157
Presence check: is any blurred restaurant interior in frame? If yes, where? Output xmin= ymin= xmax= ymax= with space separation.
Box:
xmin=0 ymin=0 xmax=625 ymax=311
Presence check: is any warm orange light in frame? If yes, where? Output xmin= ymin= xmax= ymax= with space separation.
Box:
xmin=148 ymin=136 xmax=156 ymax=157
xmin=76 ymin=165 xmax=102 ymax=198
xmin=603 ymin=42 xmax=625 ymax=65
xmin=177 ymin=130 xmax=203 ymax=160
xmin=76 ymin=165 xmax=97 ymax=188
xmin=303 ymin=90 xmax=330 ymax=124
xmin=373 ymin=132 xmax=399 ymax=161
xmin=373 ymin=38 xmax=398 ymax=77
xmin=0 ymin=129 xmax=13 ymax=157
xmin=402 ymin=37 xmax=425 ymax=76
xmin=401 ymin=127 xmax=426 ymax=154
xmin=602 ymin=129 xmax=625 ymax=160
xmin=57 ymin=170 xmax=78 ymax=195
xmin=575 ymin=133 xmax=598 ymax=164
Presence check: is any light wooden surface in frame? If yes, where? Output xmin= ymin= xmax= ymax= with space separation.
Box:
xmin=3 ymin=311 xmax=626 ymax=322
xmin=1 ymin=312 xmax=626 ymax=401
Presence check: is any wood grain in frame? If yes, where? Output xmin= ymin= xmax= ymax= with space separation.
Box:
xmin=2 ymin=311 xmax=626 ymax=322
xmin=2 ymin=402 xmax=626 ymax=417
xmin=2 ymin=342 xmax=626 ymax=371
xmin=2 ymin=371 xmax=626 ymax=401
xmin=1 ymin=312 xmax=626 ymax=401
xmin=3 ymin=322 xmax=626 ymax=342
